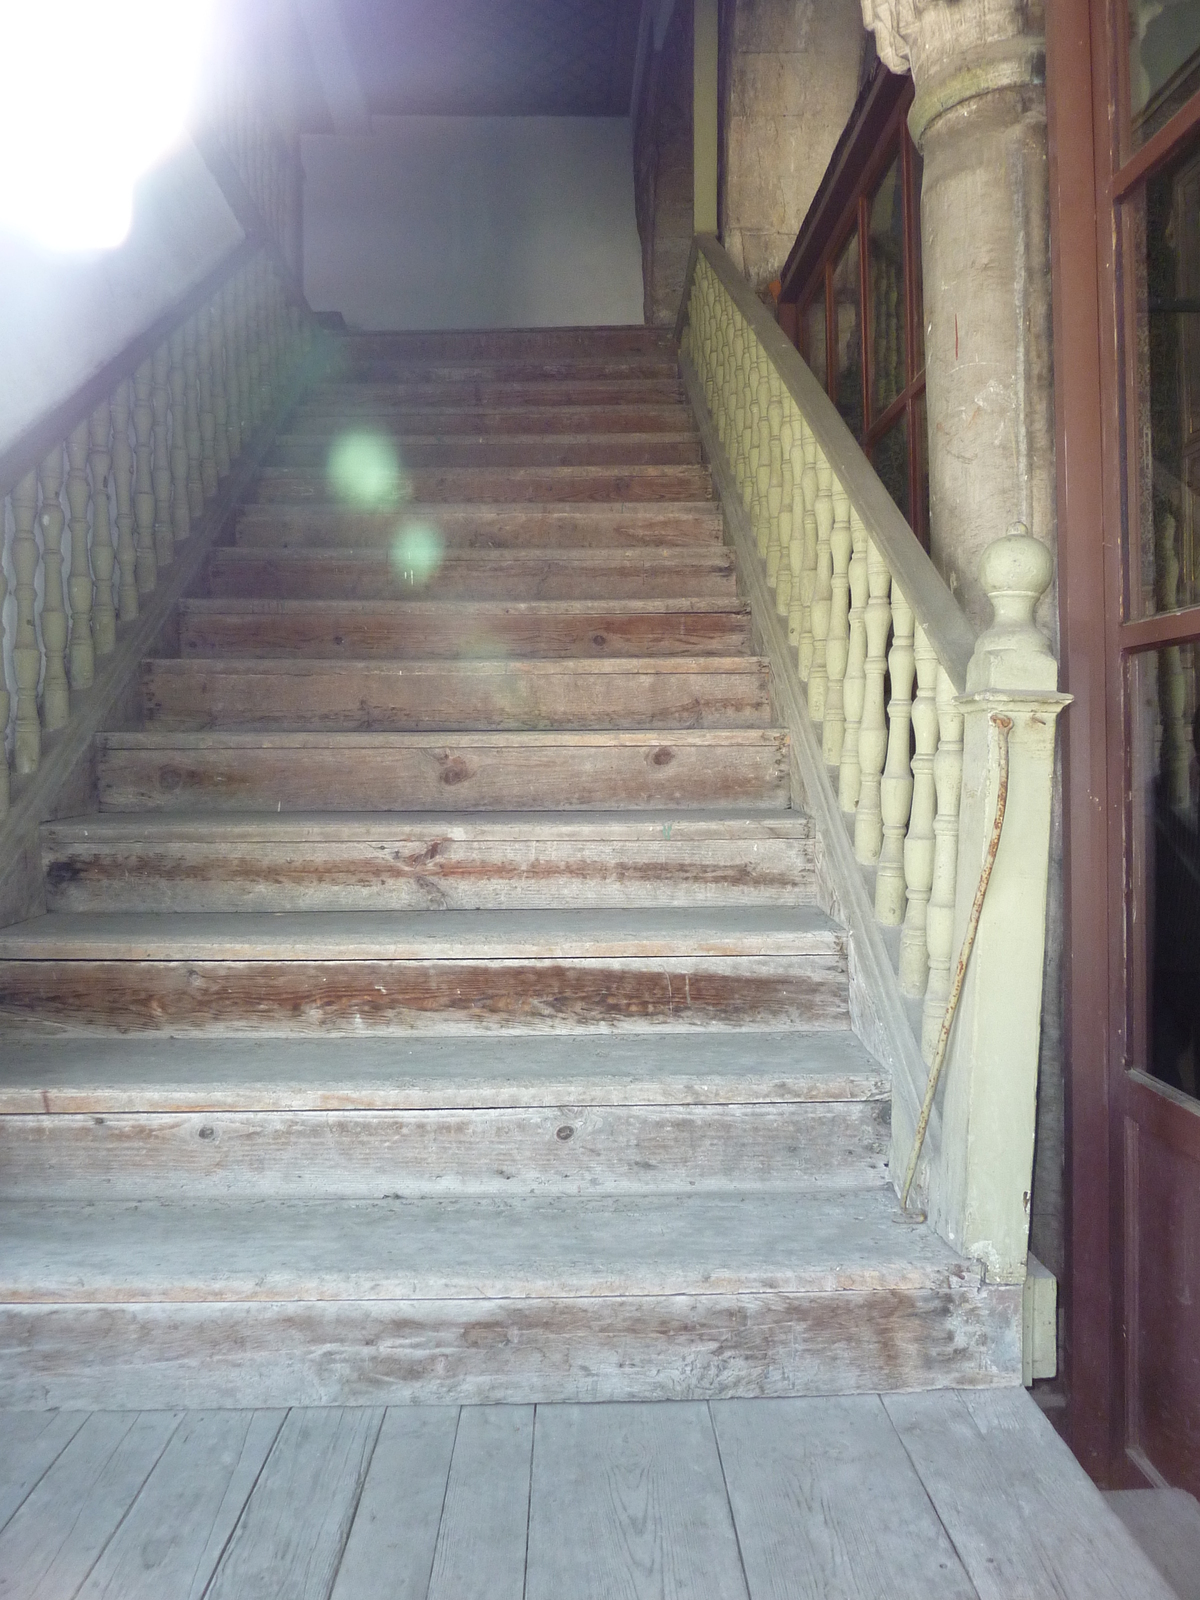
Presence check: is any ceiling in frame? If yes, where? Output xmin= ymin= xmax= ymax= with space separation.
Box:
xmin=337 ymin=0 xmax=644 ymax=118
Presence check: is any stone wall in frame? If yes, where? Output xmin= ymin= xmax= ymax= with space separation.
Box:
xmin=633 ymin=2 xmax=694 ymax=327
xmin=720 ymin=0 xmax=865 ymax=290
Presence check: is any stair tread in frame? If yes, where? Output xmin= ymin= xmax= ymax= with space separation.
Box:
xmin=182 ymin=597 xmax=746 ymax=615
xmin=100 ymin=727 xmax=786 ymax=749
xmin=144 ymin=655 xmax=768 ymax=676
xmin=0 ymin=1030 xmax=884 ymax=1113
xmin=0 ymin=1186 xmax=964 ymax=1303
xmin=0 ymin=905 xmax=843 ymax=961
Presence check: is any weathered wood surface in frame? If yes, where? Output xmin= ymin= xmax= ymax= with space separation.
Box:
xmin=96 ymin=728 xmax=792 ymax=812
xmin=269 ymin=432 xmax=702 ymax=469
xmin=525 ymin=1403 xmax=748 ymax=1600
xmin=302 ymin=379 xmax=685 ymax=409
xmin=250 ymin=463 xmax=713 ymax=506
xmin=328 ymin=357 xmax=680 ymax=383
xmin=0 ymin=1100 xmax=889 ymax=1200
xmin=285 ymin=403 xmax=695 ymax=437
xmin=204 ymin=546 xmax=739 ymax=601
xmin=426 ymin=1406 xmax=533 ymax=1600
xmin=0 ymin=1408 xmax=87 ymax=1531
xmin=138 ymin=655 xmax=774 ymax=733
xmin=40 ymin=809 xmax=814 ymax=913
xmin=234 ymin=501 xmax=723 ymax=549
xmin=330 ymin=326 xmax=674 ymax=359
xmin=330 ymin=1407 xmax=458 ymax=1600
xmin=0 ymin=1029 xmax=888 ymax=1114
xmin=1105 ymin=1489 xmax=1200 ymax=1600
xmin=712 ymin=1395 xmax=976 ymax=1599
xmin=884 ymin=1389 xmax=1179 ymax=1599
xmin=178 ymin=598 xmax=751 ymax=661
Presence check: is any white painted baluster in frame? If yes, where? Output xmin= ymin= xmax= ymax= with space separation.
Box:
xmin=132 ymin=359 xmax=158 ymax=597
xmin=900 ymin=624 xmax=939 ymax=995
xmin=198 ymin=312 xmax=220 ymax=496
xmin=183 ymin=317 xmax=204 ymax=517
xmin=89 ymin=401 xmax=116 ymax=657
xmin=738 ymin=325 xmax=754 ymax=505
xmin=776 ymin=400 xmax=794 ymax=622
xmin=0 ymin=515 xmax=7 ymax=815
xmin=822 ymin=481 xmax=851 ymax=766
xmin=151 ymin=343 xmax=173 ymax=570
xmin=243 ymin=269 xmax=263 ymax=432
xmin=757 ymin=356 xmax=776 ymax=565
xmin=222 ymin=280 xmax=242 ymax=465
xmin=855 ymin=538 xmax=891 ymax=864
xmin=922 ymin=665 xmax=965 ymax=1058
xmin=838 ymin=507 xmax=868 ymax=813
xmin=65 ymin=420 xmax=94 ymax=690
xmin=875 ymin=583 xmax=915 ymax=925
xmin=797 ymin=420 xmax=818 ymax=682
xmin=11 ymin=472 xmax=41 ymax=772
xmin=807 ymin=453 xmax=833 ymax=724
xmin=38 ymin=447 xmax=69 ymax=730
xmin=765 ymin=369 xmax=784 ymax=588
xmin=111 ymin=381 xmax=138 ymax=623
xmin=787 ymin=409 xmax=804 ymax=648
xmin=211 ymin=301 xmax=231 ymax=480
xmin=169 ymin=329 xmax=191 ymax=546
xmin=747 ymin=339 xmax=764 ymax=532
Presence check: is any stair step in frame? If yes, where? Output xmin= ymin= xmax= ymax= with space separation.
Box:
xmin=41 ymin=810 xmax=814 ymax=912
xmin=326 ymin=358 xmax=682 ymax=384
xmin=306 ymin=378 xmax=685 ymax=408
xmin=139 ymin=655 xmax=773 ymax=732
xmin=330 ymin=326 xmax=674 ymax=361
xmin=0 ymin=906 xmax=848 ymax=1034
xmin=233 ymin=501 xmax=724 ymax=550
xmin=178 ymin=598 xmax=751 ymax=660
xmin=268 ymin=433 xmax=702 ymax=469
xmin=96 ymin=729 xmax=792 ymax=812
xmin=285 ymin=404 xmax=696 ymax=437
xmin=0 ymin=1187 xmax=1021 ymax=1407
xmin=249 ymin=463 xmax=714 ymax=505
xmin=204 ymin=546 xmax=738 ymax=601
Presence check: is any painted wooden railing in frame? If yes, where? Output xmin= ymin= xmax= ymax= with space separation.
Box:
xmin=0 ymin=247 xmax=313 ymax=841
xmin=205 ymin=62 xmax=303 ymax=278
xmin=678 ymin=236 xmax=1068 ymax=1283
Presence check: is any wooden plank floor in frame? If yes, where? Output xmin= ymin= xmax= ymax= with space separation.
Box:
xmin=0 ymin=1391 xmax=1175 ymax=1599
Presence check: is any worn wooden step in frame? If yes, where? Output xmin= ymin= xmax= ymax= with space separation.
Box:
xmin=0 ymin=906 xmax=849 ymax=1034
xmin=284 ymin=404 xmax=695 ymax=437
xmin=249 ymin=463 xmax=713 ymax=506
xmin=139 ymin=656 xmax=773 ymax=733
xmin=332 ymin=326 xmax=674 ymax=361
xmin=0 ymin=1028 xmax=888 ymax=1201
xmin=325 ymin=357 xmax=682 ymax=385
xmin=178 ymin=598 xmax=751 ymax=661
xmin=233 ymin=501 xmax=724 ymax=551
xmin=96 ymin=729 xmax=791 ymax=813
xmin=204 ymin=547 xmax=738 ymax=602
xmin=267 ymin=433 xmax=702 ymax=470
xmin=306 ymin=379 xmax=685 ymax=409
xmin=0 ymin=1187 xmax=1021 ymax=1408
xmin=41 ymin=810 xmax=814 ymax=913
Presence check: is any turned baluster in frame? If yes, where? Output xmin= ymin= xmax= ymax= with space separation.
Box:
xmin=65 ymin=420 xmax=94 ymax=690
xmin=797 ymin=420 xmax=818 ymax=681
xmin=754 ymin=351 xmax=773 ymax=559
xmin=38 ymin=448 xmax=69 ymax=730
xmin=222 ymin=280 xmax=243 ymax=463
xmin=111 ymin=381 xmax=138 ymax=622
xmin=210 ymin=300 xmax=231 ymax=480
xmin=239 ymin=268 xmax=260 ymax=433
xmin=838 ymin=507 xmax=868 ymax=812
xmin=89 ymin=401 xmax=116 ymax=657
xmin=738 ymin=325 xmax=754 ymax=502
xmin=855 ymin=539 xmax=891 ymax=864
xmin=745 ymin=335 xmax=762 ymax=521
xmin=786 ymin=410 xmax=804 ymax=648
xmin=197 ymin=313 xmax=219 ymax=497
xmin=765 ymin=368 xmax=784 ymax=587
xmin=922 ymin=665 xmax=965 ymax=1059
xmin=253 ymin=258 xmax=274 ymax=415
xmin=182 ymin=318 xmax=203 ymax=519
xmin=721 ymin=303 xmax=737 ymax=461
xmin=11 ymin=473 xmax=41 ymax=772
xmin=807 ymin=454 xmax=834 ymax=723
xmin=822 ymin=481 xmax=851 ymax=766
xmin=875 ymin=583 xmax=915 ymax=924
xmin=151 ymin=343 xmax=173 ymax=570
xmin=776 ymin=400 xmax=794 ymax=622
xmin=132 ymin=359 xmax=158 ymax=597
xmin=169 ymin=329 xmax=191 ymax=545
xmin=899 ymin=624 xmax=939 ymax=995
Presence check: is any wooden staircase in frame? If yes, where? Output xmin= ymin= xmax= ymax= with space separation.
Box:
xmin=0 ymin=326 xmax=1020 ymax=1407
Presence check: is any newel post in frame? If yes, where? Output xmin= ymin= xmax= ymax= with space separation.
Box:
xmin=925 ymin=527 xmax=1070 ymax=1283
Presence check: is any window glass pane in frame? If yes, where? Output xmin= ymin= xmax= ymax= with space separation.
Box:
xmin=832 ymin=229 xmax=864 ymax=437
xmin=871 ymin=411 xmax=910 ymax=524
xmin=1132 ymin=643 xmax=1200 ymax=1095
xmin=911 ymin=142 xmax=925 ymax=376
xmin=803 ymin=293 xmax=828 ymax=391
xmin=1130 ymin=131 xmax=1200 ymax=618
xmin=1128 ymin=0 xmax=1200 ymax=148
xmin=869 ymin=154 xmax=907 ymax=418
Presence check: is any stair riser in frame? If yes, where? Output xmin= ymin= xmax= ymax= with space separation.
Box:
xmin=233 ymin=506 xmax=724 ymax=550
xmin=326 ymin=360 xmax=682 ymax=384
xmin=332 ymin=330 xmax=674 ymax=359
xmin=307 ymin=380 xmax=685 ymax=407
xmin=286 ymin=406 xmax=694 ymax=436
xmin=139 ymin=662 xmax=773 ymax=733
xmin=249 ymin=466 xmax=714 ymax=505
xmin=0 ymin=1102 xmax=889 ymax=1200
xmin=0 ymin=956 xmax=849 ymax=1033
xmin=269 ymin=436 xmax=702 ymax=469
xmin=97 ymin=735 xmax=792 ymax=812
xmin=0 ymin=1288 xmax=1022 ymax=1409
xmin=42 ymin=836 xmax=817 ymax=914
xmin=203 ymin=554 xmax=738 ymax=602
xmin=178 ymin=605 xmax=751 ymax=661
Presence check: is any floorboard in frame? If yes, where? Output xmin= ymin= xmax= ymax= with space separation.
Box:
xmin=1105 ymin=1487 xmax=1200 ymax=1599
xmin=426 ymin=1405 xmax=533 ymax=1600
xmin=0 ymin=1411 xmax=88 ymax=1534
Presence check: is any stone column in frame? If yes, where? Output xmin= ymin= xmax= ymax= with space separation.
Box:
xmin=861 ymin=0 xmax=1055 ymax=638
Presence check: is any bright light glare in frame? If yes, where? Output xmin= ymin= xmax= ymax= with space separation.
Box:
xmin=329 ymin=434 xmax=410 ymax=509
xmin=391 ymin=522 xmax=445 ymax=587
xmin=0 ymin=1 xmax=216 ymax=251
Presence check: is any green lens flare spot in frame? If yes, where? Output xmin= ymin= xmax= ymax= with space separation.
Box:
xmin=327 ymin=433 xmax=408 ymax=508
xmin=391 ymin=521 xmax=445 ymax=587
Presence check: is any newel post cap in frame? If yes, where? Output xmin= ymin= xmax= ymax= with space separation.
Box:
xmin=966 ymin=523 xmax=1058 ymax=693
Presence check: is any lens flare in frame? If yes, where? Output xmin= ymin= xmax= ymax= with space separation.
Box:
xmin=391 ymin=522 xmax=445 ymax=587
xmin=327 ymin=433 xmax=409 ymax=509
